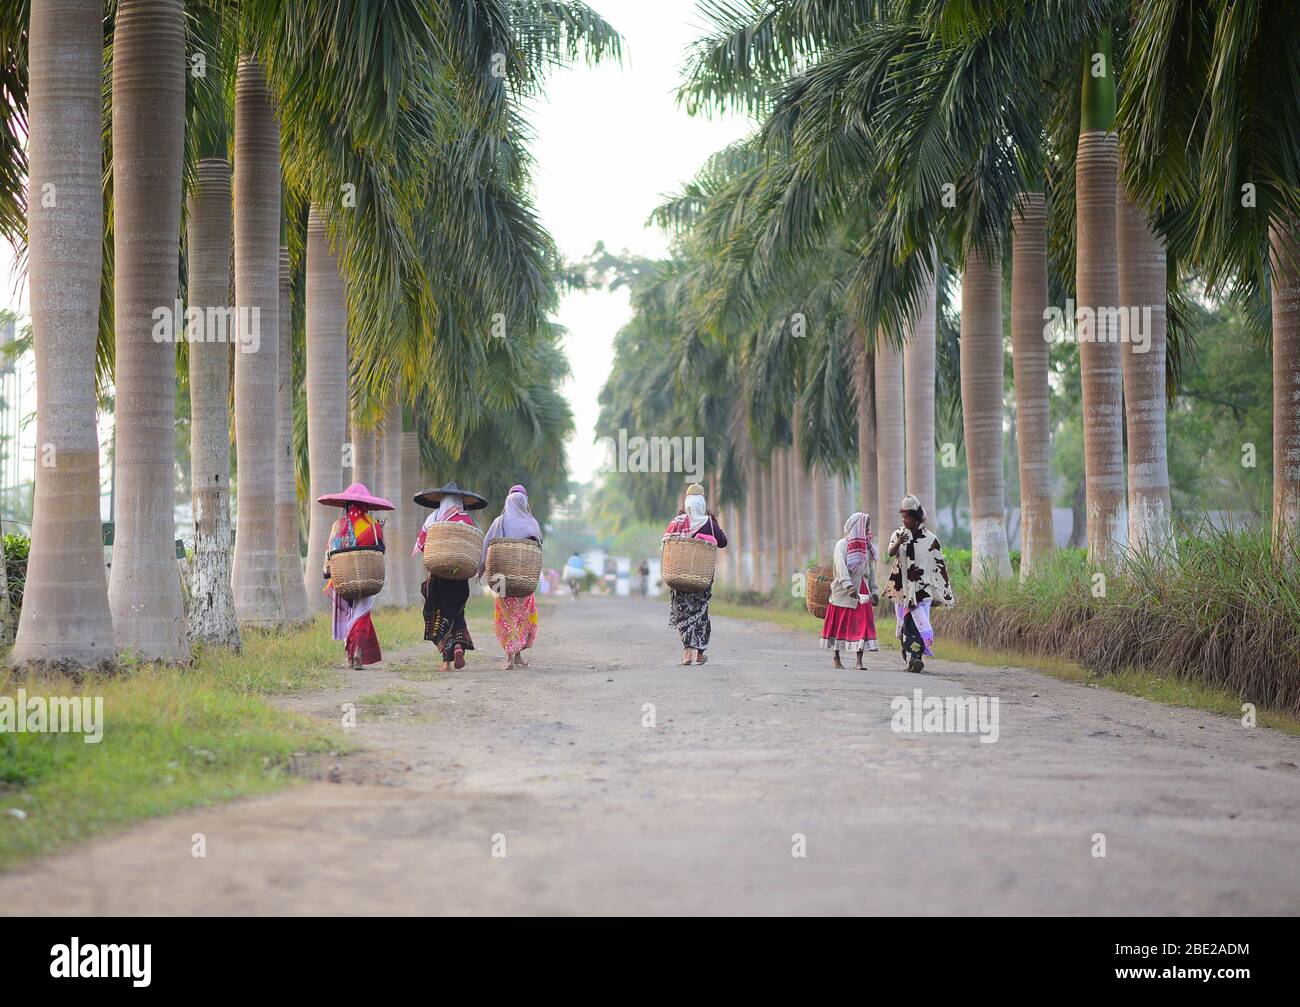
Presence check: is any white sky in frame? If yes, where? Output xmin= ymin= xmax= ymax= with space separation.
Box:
xmin=0 ymin=0 xmax=754 ymax=501
xmin=526 ymin=0 xmax=753 ymax=483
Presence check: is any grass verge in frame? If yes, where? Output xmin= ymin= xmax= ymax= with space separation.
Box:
xmin=712 ymin=594 xmax=1300 ymax=737
xmin=0 ymin=602 xmax=438 ymax=871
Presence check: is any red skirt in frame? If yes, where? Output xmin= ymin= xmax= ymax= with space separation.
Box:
xmin=346 ymin=613 xmax=382 ymax=665
xmin=821 ymin=600 xmax=878 ymax=652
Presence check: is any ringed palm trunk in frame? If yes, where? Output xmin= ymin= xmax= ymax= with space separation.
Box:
xmin=303 ymin=205 xmax=348 ymax=610
xmin=12 ymin=0 xmax=116 ymax=666
xmin=1272 ymin=218 xmax=1300 ymax=550
xmin=376 ymin=392 xmax=406 ymax=607
xmin=754 ymin=464 xmax=770 ymax=592
xmin=276 ymin=245 xmax=311 ymax=623
xmin=400 ymin=427 xmax=424 ymax=602
xmin=1076 ymin=31 xmax=1127 ymax=564
xmin=352 ymin=417 xmax=377 ymax=488
xmin=773 ymin=447 xmax=788 ymax=586
xmin=1117 ymin=175 xmax=1173 ymax=557
xmin=185 ymin=157 xmax=241 ymax=649
xmin=1011 ymin=191 xmax=1055 ymax=578
xmin=961 ymin=247 xmax=1013 ymax=583
xmin=874 ymin=335 xmax=906 ymax=586
xmin=106 ymin=0 xmax=186 ymax=659
xmin=857 ymin=348 xmax=878 ymax=520
xmin=904 ymin=267 xmax=937 ymax=512
xmin=231 ymin=58 xmax=284 ymax=626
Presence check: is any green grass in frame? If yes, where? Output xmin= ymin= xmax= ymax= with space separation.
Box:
xmin=0 ymin=602 xmax=439 ymax=871
xmin=712 ymin=592 xmax=1300 ymax=737
xmin=356 ymin=686 xmax=418 ymax=706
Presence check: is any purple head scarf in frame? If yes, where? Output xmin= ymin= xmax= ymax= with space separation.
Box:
xmin=483 ymin=485 xmax=542 ymax=548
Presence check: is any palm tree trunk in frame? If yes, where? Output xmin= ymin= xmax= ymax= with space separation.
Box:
xmin=904 ymin=267 xmax=937 ymax=511
xmin=12 ymin=0 xmax=116 ymax=666
xmin=755 ymin=464 xmax=771 ymax=592
xmin=352 ymin=418 xmax=377 ymax=488
xmin=875 ymin=335 xmax=906 ymax=585
xmin=400 ymin=428 xmax=424 ymax=602
xmin=1011 ymin=191 xmax=1055 ymax=578
xmin=376 ymin=391 xmax=406 ymax=607
xmin=1272 ymin=218 xmax=1300 ymax=550
xmin=276 ymin=244 xmax=311 ymax=623
xmin=743 ymin=461 xmax=759 ymax=589
xmin=773 ymin=447 xmax=788 ymax=585
xmin=185 ymin=157 xmax=241 ymax=649
xmin=1077 ymin=33 xmax=1127 ymax=564
xmin=1117 ymin=176 xmax=1173 ymax=556
xmin=106 ymin=0 xmax=186 ymax=659
xmin=303 ymin=205 xmax=348 ymax=611
xmin=231 ymin=57 xmax=283 ymax=627
xmin=857 ymin=348 xmax=878 ymax=520
xmin=961 ymin=247 xmax=1013 ymax=583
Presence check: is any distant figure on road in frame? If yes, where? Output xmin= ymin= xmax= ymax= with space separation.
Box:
xmin=663 ymin=482 xmax=727 ymax=666
xmin=821 ymin=512 xmax=879 ymax=669
xmin=638 ymin=559 xmax=650 ymax=597
xmin=563 ymin=552 xmax=585 ymax=599
xmin=885 ymin=494 xmax=955 ymax=674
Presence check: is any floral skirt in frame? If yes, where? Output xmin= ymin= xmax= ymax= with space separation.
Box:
xmin=820 ymin=601 xmax=878 ymax=652
xmin=668 ymin=587 xmax=712 ymax=650
xmin=494 ymin=594 xmax=538 ymax=655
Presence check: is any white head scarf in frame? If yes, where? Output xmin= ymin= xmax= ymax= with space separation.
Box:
xmin=683 ymin=493 xmax=708 ymax=534
xmin=426 ymin=493 xmax=465 ymax=528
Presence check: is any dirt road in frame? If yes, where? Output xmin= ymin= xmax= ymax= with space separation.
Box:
xmin=3 ymin=596 xmax=1298 ymax=915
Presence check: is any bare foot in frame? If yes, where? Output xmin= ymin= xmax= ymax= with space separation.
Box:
xmin=502 ymin=655 xmax=515 ymax=670
xmin=514 ymin=653 xmax=529 ymax=668
xmin=832 ymin=655 xmax=843 ymax=669
xmin=453 ymin=646 xmax=466 ymax=670
xmin=439 ymin=661 xmax=452 ymax=673
xmin=680 ymin=649 xmax=692 ymax=666
xmin=694 ymin=651 xmax=708 ymax=665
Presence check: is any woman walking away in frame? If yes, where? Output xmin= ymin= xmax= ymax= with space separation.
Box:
xmin=821 ymin=512 xmax=880 ymax=669
xmin=481 ymin=484 xmax=542 ymax=669
xmin=413 ymin=481 xmax=487 ymax=671
xmin=663 ymin=483 xmax=727 ymax=666
xmin=319 ymin=483 xmax=394 ymax=670
xmin=885 ymin=494 xmax=955 ymax=674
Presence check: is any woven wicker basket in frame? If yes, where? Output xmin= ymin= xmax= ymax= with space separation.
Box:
xmin=329 ymin=548 xmax=385 ymax=601
xmin=485 ymin=538 xmax=542 ymax=597
xmin=661 ymin=534 xmax=717 ymax=592
xmin=805 ymin=564 xmax=834 ymax=619
xmin=422 ymin=521 xmax=484 ymax=579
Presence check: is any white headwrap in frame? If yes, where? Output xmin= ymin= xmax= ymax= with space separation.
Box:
xmin=683 ymin=493 xmax=708 ymax=534
xmin=426 ymin=493 xmax=465 ymax=528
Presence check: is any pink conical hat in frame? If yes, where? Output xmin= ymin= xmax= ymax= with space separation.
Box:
xmin=316 ymin=482 xmax=395 ymax=510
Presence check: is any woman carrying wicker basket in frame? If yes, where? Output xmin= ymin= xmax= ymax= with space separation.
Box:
xmin=820 ymin=512 xmax=879 ymax=669
xmin=662 ymin=483 xmax=727 ymax=666
xmin=479 ymin=485 xmax=542 ymax=669
xmin=413 ymin=481 xmax=487 ymax=671
xmin=319 ymin=483 xmax=394 ymax=670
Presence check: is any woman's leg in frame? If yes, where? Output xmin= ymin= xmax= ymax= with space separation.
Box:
xmin=831 ymin=648 xmax=843 ymax=668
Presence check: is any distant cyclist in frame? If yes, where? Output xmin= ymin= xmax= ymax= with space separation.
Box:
xmin=563 ymin=551 xmax=585 ymax=600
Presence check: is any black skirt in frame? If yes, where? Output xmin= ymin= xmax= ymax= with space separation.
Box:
xmin=422 ymin=575 xmax=475 ymax=660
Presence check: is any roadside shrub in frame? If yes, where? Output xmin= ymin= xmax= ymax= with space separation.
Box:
xmin=936 ymin=529 xmax=1300 ymax=715
xmin=3 ymin=531 xmax=29 ymax=621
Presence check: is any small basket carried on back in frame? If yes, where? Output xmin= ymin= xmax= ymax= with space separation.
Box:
xmin=328 ymin=548 xmax=385 ymax=601
xmin=805 ymin=564 xmax=834 ymax=619
xmin=661 ymin=534 xmax=717 ymax=593
xmin=485 ymin=538 xmax=543 ymax=597
xmin=422 ymin=521 xmax=484 ymax=579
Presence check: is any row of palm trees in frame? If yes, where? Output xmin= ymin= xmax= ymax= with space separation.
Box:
xmin=601 ymin=1 xmax=1297 ymax=592
xmin=8 ymin=0 xmax=617 ymax=666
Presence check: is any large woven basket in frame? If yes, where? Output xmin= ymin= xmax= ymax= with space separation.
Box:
xmin=661 ymin=534 xmax=716 ymax=593
xmin=805 ymin=564 xmax=834 ymax=619
xmin=329 ymin=548 xmax=385 ymax=601
xmin=422 ymin=521 xmax=484 ymax=579
xmin=485 ymin=538 xmax=542 ymax=597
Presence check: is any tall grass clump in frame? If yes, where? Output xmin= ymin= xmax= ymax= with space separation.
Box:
xmin=936 ymin=527 xmax=1300 ymax=715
